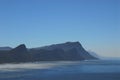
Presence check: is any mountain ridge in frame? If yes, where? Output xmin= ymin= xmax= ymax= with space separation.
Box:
xmin=0 ymin=41 xmax=98 ymax=63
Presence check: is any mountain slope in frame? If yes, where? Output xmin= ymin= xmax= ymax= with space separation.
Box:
xmin=31 ymin=42 xmax=97 ymax=60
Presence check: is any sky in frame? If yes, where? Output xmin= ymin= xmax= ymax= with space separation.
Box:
xmin=0 ymin=0 xmax=120 ymax=57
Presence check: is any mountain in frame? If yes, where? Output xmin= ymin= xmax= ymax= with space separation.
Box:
xmin=0 ymin=47 xmax=12 ymax=50
xmin=30 ymin=42 xmax=97 ymax=61
xmin=0 ymin=44 xmax=32 ymax=63
xmin=0 ymin=42 xmax=98 ymax=63
xmin=9 ymin=44 xmax=32 ymax=62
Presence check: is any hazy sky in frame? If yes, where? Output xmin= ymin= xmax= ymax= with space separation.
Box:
xmin=0 ymin=0 xmax=120 ymax=57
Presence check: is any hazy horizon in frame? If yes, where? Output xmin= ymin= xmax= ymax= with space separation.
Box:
xmin=0 ymin=0 xmax=120 ymax=57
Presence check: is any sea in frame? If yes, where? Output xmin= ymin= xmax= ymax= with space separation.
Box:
xmin=0 ymin=60 xmax=120 ymax=80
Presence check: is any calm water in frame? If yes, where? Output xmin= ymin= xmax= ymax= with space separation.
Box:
xmin=0 ymin=60 xmax=120 ymax=80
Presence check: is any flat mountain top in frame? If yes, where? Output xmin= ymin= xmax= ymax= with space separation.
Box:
xmin=32 ymin=42 xmax=82 ymax=51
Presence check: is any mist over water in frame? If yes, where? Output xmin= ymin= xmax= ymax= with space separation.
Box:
xmin=0 ymin=60 xmax=120 ymax=80
xmin=0 ymin=61 xmax=78 ymax=71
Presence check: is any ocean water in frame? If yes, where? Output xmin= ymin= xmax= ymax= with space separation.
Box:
xmin=0 ymin=60 xmax=120 ymax=80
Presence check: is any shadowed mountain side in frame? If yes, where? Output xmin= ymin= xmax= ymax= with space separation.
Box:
xmin=9 ymin=44 xmax=32 ymax=62
xmin=30 ymin=48 xmax=84 ymax=61
xmin=31 ymin=42 xmax=97 ymax=60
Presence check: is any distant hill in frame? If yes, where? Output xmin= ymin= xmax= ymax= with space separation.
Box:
xmin=0 ymin=47 xmax=12 ymax=51
xmin=0 ymin=42 xmax=98 ymax=63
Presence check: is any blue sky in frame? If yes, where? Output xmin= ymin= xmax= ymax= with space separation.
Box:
xmin=0 ymin=0 xmax=120 ymax=57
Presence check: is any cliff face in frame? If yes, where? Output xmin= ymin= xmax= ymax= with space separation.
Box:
xmin=0 ymin=42 xmax=98 ymax=63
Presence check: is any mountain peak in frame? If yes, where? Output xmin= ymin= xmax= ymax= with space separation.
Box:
xmin=64 ymin=41 xmax=82 ymax=47
xmin=65 ymin=41 xmax=80 ymax=44
xmin=15 ymin=44 xmax=26 ymax=49
xmin=11 ymin=44 xmax=27 ymax=53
